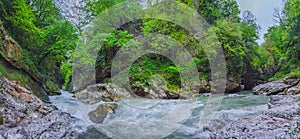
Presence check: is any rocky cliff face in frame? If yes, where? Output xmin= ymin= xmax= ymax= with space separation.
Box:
xmin=52 ymin=0 xmax=87 ymax=29
xmin=0 ymin=21 xmax=49 ymax=101
xmin=0 ymin=73 xmax=78 ymax=138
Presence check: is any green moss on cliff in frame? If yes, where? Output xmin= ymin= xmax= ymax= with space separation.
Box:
xmin=0 ymin=57 xmax=47 ymax=101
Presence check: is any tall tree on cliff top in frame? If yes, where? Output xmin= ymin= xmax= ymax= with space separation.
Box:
xmin=262 ymin=0 xmax=300 ymax=79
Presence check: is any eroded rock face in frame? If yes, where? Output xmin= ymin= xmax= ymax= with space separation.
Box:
xmin=0 ymin=74 xmax=78 ymax=138
xmin=0 ymin=22 xmax=49 ymax=101
xmin=253 ymin=77 xmax=300 ymax=95
xmin=199 ymin=79 xmax=210 ymax=93
xmin=198 ymin=78 xmax=243 ymax=94
xmin=76 ymin=83 xmax=132 ymax=104
xmin=131 ymin=81 xmax=168 ymax=99
xmin=225 ymin=80 xmax=243 ymax=93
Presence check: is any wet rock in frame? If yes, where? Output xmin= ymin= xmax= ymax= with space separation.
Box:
xmin=201 ymin=93 xmax=212 ymax=97
xmin=0 ymin=112 xmax=2 ymax=125
xmin=131 ymin=75 xmax=181 ymax=99
xmin=76 ymin=83 xmax=131 ymax=104
xmin=165 ymin=90 xmax=180 ymax=99
xmin=197 ymin=78 xmax=243 ymax=94
xmin=227 ymin=94 xmax=245 ymax=97
xmin=131 ymin=82 xmax=149 ymax=97
xmin=198 ymin=78 xmax=243 ymax=93
xmin=88 ymin=103 xmax=118 ymax=124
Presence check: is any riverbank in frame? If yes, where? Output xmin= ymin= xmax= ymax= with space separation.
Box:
xmin=205 ymin=94 xmax=300 ymax=138
xmin=204 ymin=77 xmax=300 ymax=138
xmin=0 ymin=74 xmax=78 ymax=138
xmin=2 ymin=74 xmax=300 ymax=138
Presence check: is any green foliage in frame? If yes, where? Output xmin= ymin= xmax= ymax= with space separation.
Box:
xmin=129 ymin=54 xmax=181 ymax=91
xmin=60 ymin=61 xmax=72 ymax=89
xmin=261 ymin=0 xmax=300 ymax=79
xmin=289 ymin=68 xmax=300 ymax=78
xmin=80 ymin=0 xmax=263 ymax=91
xmin=0 ymin=0 xmax=78 ymax=90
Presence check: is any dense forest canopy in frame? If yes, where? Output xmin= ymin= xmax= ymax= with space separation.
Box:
xmin=0 ymin=0 xmax=78 ymax=90
xmin=0 ymin=0 xmax=299 ymax=93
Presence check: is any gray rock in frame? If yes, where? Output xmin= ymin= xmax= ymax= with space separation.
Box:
xmin=198 ymin=79 xmax=210 ymax=93
xmin=147 ymin=75 xmax=168 ymax=98
xmin=76 ymin=83 xmax=132 ymax=104
xmin=88 ymin=103 xmax=118 ymax=124
xmin=283 ymin=76 xmax=300 ymax=86
xmin=0 ymin=74 xmax=78 ymax=138
xmin=253 ymin=80 xmax=291 ymax=95
xmin=205 ymin=94 xmax=300 ymax=138
xmin=286 ymin=86 xmax=300 ymax=95
xmin=253 ymin=77 xmax=300 ymax=96
xmin=131 ymin=75 xmax=180 ymax=99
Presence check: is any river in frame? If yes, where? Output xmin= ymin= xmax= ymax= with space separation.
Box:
xmin=50 ymin=91 xmax=269 ymax=138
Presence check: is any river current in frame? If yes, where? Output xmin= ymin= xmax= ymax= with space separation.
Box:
xmin=50 ymin=91 xmax=269 ymax=138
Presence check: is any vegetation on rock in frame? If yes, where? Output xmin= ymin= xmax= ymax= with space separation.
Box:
xmin=0 ymin=0 xmax=299 ymax=96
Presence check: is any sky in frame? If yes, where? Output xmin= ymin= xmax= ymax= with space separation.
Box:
xmin=236 ymin=0 xmax=283 ymax=44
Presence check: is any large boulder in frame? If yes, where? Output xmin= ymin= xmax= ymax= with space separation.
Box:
xmin=253 ymin=80 xmax=290 ymax=95
xmin=253 ymin=77 xmax=300 ymax=95
xmin=75 ymin=83 xmax=132 ymax=104
xmin=88 ymin=103 xmax=118 ymax=124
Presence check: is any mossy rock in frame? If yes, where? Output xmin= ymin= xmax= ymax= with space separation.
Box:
xmin=88 ymin=103 xmax=118 ymax=124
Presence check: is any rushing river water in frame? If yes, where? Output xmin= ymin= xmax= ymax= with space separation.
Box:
xmin=50 ymin=91 xmax=269 ymax=138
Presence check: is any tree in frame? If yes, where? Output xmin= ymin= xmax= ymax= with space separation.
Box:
xmin=0 ymin=0 xmax=78 ymax=90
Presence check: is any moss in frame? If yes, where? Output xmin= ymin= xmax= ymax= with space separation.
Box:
xmin=270 ymin=67 xmax=300 ymax=81
xmin=0 ymin=57 xmax=46 ymax=100
xmin=45 ymin=80 xmax=59 ymax=92
xmin=289 ymin=68 xmax=300 ymax=78
xmin=0 ymin=112 xmax=3 ymax=125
